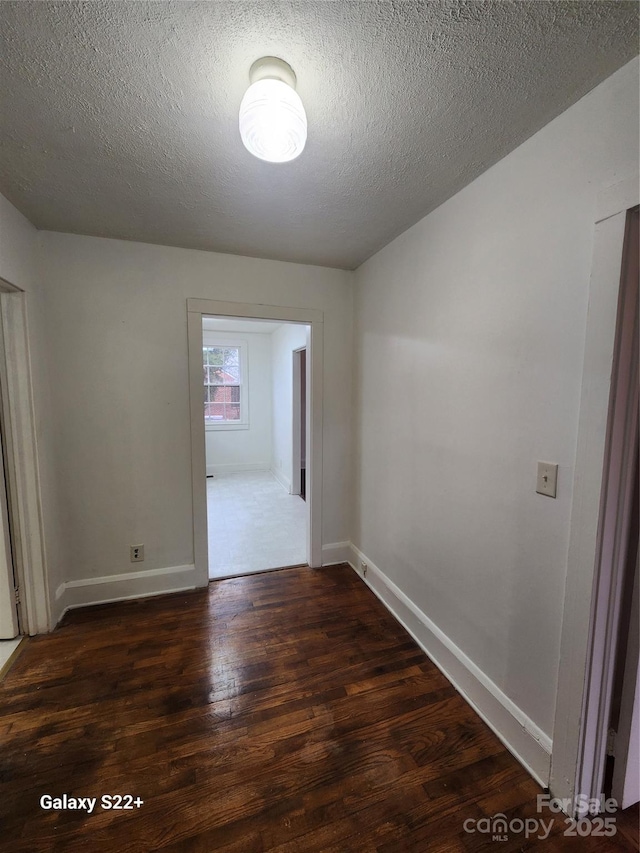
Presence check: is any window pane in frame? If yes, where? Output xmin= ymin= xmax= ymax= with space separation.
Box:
xmin=203 ymin=348 xmax=221 ymax=367
xmin=203 ymin=345 xmax=243 ymax=424
xmin=224 ymin=348 xmax=239 ymax=367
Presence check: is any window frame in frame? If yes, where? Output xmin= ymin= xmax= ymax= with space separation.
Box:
xmin=202 ymin=338 xmax=249 ymax=431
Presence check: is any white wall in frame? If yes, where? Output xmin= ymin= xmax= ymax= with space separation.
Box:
xmin=203 ymin=329 xmax=273 ymax=475
xmin=271 ymin=323 xmax=308 ymax=491
xmin=352 ymin=57 xmax=639 ymax=778
xmin=33 ymin=233 xmax=352 ymax=619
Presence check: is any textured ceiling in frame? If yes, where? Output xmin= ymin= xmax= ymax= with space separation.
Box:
xmin=0 ymin=1 xmax=637 ymax=270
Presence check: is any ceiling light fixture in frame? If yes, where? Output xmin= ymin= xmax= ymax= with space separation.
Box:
xmin=239 ymin=57 xmax=307 ymax=163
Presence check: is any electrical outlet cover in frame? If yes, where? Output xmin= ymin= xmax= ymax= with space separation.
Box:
xmin=130 ymin=544 xmax=145 ymax=562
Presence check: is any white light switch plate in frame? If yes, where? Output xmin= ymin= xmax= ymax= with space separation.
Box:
xmin=536 ymin=462 xmax=558 ymax=498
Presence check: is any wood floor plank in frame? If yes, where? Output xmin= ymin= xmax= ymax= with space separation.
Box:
xmin=0 ymin=564 xmax=635 ymax=852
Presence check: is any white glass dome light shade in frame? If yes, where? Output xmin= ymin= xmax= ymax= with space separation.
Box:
xmin=239 ymin=79 xmax=307 ymax=163
xmin=239 ymin=57 xmax=307 ymax=163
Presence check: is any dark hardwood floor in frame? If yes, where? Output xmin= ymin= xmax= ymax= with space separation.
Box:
xmin=0 ymin=564 xmax=636 ymax=851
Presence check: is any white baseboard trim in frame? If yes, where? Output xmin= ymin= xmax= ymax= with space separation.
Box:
xmin=321 ymin=541 xmax=352 ymax=566
xmin=206 ymin=461 xmax=270 ymax=476
xmin=52 ymin=564 xmax=200 ymax=627
xmin=347 ymin=543 xmax=552 ymax=787
xmin=271 ymin=467 xmax=291 ymax=493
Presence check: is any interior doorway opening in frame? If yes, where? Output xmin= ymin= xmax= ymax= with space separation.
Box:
xmin=200 ymin=315 xmax=311 ymax=580
xmin=187 ymin=298 xmax=324 ymax=586
xmin=551 ymin=196 xmax=639 ymax=821
xmin=0 ymin=281 xmax=49 ymax=637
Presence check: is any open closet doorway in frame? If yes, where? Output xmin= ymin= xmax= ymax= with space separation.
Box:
xmin=187 ymin=300 xmax=323 ymax=583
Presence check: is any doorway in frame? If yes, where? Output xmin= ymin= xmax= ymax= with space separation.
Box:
xmin=0 ymin=281 xmax=48 ymax=636
xmin=187 ymin=298 xmax=324 ymax=587
xmin=604 ymin=206 xmax=639 ymax=812
xmin=201 ymin=316 xmax=309 ymax=579
xmin=551 ymin=186 xmax=639 ymax=815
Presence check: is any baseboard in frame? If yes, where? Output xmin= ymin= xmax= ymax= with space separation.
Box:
xmin=347 ymin=543 xmax=552 ymax=787
xmin=321 ymin=541 xmax=352 ymax=566
xmin=0 ymin=636 xmax=25 ymax=680
xmin=53 ymin=564 xmax=200 ymax=626
xmin=271 ymin=467 xmax=291 ymax=493
xmin=206 ymin=461 xmax=270 ymax=476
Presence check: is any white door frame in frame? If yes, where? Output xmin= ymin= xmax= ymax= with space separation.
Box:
xmin=0 ymin=414 xmax=18 ymax=638
xmin=550 ymin=175 xmax=639 ymax=810
xmin=0 ymin=279 xmax=50 ymax=634
xmin=187 ymin=299 xmax=323 ymax=585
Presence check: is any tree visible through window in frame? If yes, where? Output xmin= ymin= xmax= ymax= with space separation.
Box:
xmin=203 ymin=345 xmax=242 ymax=423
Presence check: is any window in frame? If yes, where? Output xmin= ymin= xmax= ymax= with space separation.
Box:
xmin=203 ymin=343 xmax=248 ymax=429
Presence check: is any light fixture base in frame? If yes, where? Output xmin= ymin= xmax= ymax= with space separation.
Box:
xmin=249 ymin=56 xmax=297 ymax=90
